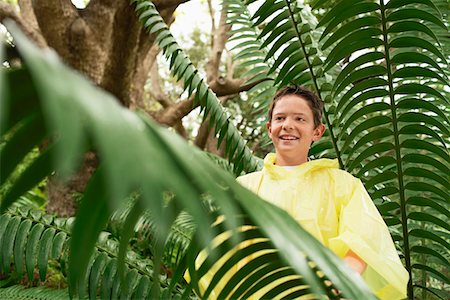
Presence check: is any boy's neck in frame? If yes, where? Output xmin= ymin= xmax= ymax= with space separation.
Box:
xmin=275 ymin=154 xmax=308 ymax=166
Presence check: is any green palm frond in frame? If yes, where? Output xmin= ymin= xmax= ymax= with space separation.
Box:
xmin=315 ymin=0 xmax=450 ymax=298
xmin=0 ymin=208 xmax=187 ymax=299
xmin=244 ymin=0 xmax=343 ymax=165
xmin=0 ymin=285 xmax=69 ymax=300
xmin=1 ymin=22 xmax=376 ymax=299
xmin=108 ymin=196 xmax=197 ymax=271
xmin=224 ymin=0 xmax=277 ymax=113
xmin=132 ymin=0 xmax=260 ymax=175
xmin=185 ymin=209 xmax=378 ymax=299
xmin=225 ymin=0 xmax=449 ymax=298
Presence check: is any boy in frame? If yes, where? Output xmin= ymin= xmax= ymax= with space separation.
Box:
xmin=189 ymin=85 xmax=408 ymax=299
xmin=235 ymin=85 xmax=408 ymax=299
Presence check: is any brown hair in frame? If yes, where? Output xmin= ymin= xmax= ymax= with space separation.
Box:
xmin=268 ymin=85 xmax=324 ymax=128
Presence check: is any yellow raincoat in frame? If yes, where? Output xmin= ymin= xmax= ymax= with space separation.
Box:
xmin=188 ymin=154 xmax=408 ymax=299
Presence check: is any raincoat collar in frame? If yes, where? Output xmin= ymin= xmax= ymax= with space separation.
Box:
xmin=263 ymin=153 xmax=339 ymax=180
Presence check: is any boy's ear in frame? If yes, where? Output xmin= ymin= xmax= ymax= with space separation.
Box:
xmin=313 ymin=123 xmax=326 ymax=141
xmin=266 ymin=121 xmax=273 ymax=139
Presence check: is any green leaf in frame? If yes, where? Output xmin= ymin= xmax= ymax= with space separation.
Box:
xmin=405 ymin=181 xmax=449 ymax=201
xmin=320 ymin=1 xmax=379 ymax=36
xmin=13 ymin=218 xmax=32 ymax=278
xmin=321 ymin=16 xmax=380 ymax=49
xmin=399 ymin=123 xmax=449 ymax=148
xmin=25 ymin=223 xmax=44 ymax=281
xmin=0 ymin=69 xmax=40 ymax=137
xmin=387 ymin=21 xmax=440 ymax=44
xmin=365 ymin=171 xmax=397 ymax=189
xmin=404 ymin=166 xmax=449 ymax=190
xmin=357 ymin=156 xmax=396 ymax=177
xmin=412 ymin=264 xmax=450 ymax=284
xmin=337 ymin=89 xmax=388 ymax=120
xmin=68 ymin=170 xmax=111 ymax=297
xmin=339 ymin=115 xmax=391 ymax=142
xmin=265 ymin=31 xmax=298 ymax=61
xmin=100 ymin=260 xmax=117 ymax=300
xmin=1 ymin=216 xmax=21 ymax=273
xmin=132 ymin=276 xmax=150 ymax=300
xmin=259 ymin=9 xmax=289 ymax=39
xmin=413 ymin=284 xmax=450 ymax=300
xmin=324 ymin=38 xmax=383 ymax=72
xmin=260 ymin=20 xmax=292 ymax=48
xmin=408 ymin=212 xmax=450 ymax=232
xmin=407 ymin=196 xmax=450 ymax=219
xmin=389 ymin=36 xmax=447 ymax=62
xmin=347 ymin=142 xmax=394 ymax=171
xmin=401 ymin=139 xmax=450 ymax=164
xmin=252 ymin=0 xmax=285 ymax=27
xmin=1 ymin=146 xmax=54 ymax=212
xmin=394 ymin=83 xmax=448 ymax=104
xmin=38 ymin=227 xmax=56 ymax=281
xmin=51 ymin=231 xmax=67 ymax=260
xmin=0 ymin=113 xmax=45 ymax=187
xmin=391 ymin=52 xmax=446 ymax=74
xmin=397 ymin=98 xmax=450 ymax=124
xmin=344 ymin=127 xmax=392 ymax=158
xmin=333 ymin=52 xmax=385 ymax=94
xmin=402 ymin=153 xmax=450 ymax=176
xmin=409 ymin=229 xmax=450 ymax=251
xmin=386 ymin=8 xmax=447 ymax=30
xmin=89 ymin=252 xmax=108 ymax=300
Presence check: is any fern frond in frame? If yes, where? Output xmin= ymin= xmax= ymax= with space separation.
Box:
xmin=0 ymin=208 xmax=189 ymax=299
xmin=1 ymin=21 xmax=377 ymax=299
xmin=316 ymin=0 xmax=450 ymax=298
xmin=132 ymin=0 xmax=260 ymax=175
xmin=224 ymin=0 xmax=277 ymax=111
xmin=0 ymin=285 xmax=69 ymax=300
xmin=244 ymin=0 xmax=343 ymax=165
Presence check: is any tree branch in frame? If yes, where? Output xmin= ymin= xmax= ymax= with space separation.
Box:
xmin=149 ymin=56 xmax=173 ymax=108
xmin=0 ymin=1 xmax=46 ymax=47
xmin=153 ymin=96 xmax=198 ymax=127
xmin=207 ymin=0 xmax=215 ymax=49
xmin=206 ymin=5 xmax=230 ymax=83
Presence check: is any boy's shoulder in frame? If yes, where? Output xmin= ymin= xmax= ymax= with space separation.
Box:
xmin=308 ymin=159 xmax=357 ymax=184
xmin=236 ymin=171 xmax=264 ymax=191
xmin=237 ymin=170 xmax=263 ymax=182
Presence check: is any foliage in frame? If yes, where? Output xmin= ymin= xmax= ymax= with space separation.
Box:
xmin=223 ymin=0 xmax=449 ymax=299
xmin=0 ymin=285 xmax=68 ymax=300
xmin=0 ymin=20 xmax=375 ymax=300
xmin=1 ymin=0 xmax=449 ymax=299
xmin=0 ymin=207 xmax=187 ymax=299
xmin=134 ymin=0 xmax=261 ymax=175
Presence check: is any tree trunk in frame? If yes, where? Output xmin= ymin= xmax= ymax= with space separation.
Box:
xmin=1 ymin=0 xmax=187 ymax=216
xmin=0 ymin=0 xmax=261 ymax=215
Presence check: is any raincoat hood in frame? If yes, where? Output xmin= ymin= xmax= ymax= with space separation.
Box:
xmin=263 ymin=153 xmax=339 ymax=180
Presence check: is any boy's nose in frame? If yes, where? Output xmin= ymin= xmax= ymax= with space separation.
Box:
xmin=282 ymin=118 xmax=294 ymax=130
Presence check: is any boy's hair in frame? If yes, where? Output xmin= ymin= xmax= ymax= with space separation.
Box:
xmin=268 ymin=85 xmax=324 ymax=128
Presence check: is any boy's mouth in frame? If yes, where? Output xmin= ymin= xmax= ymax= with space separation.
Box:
xmin=279 ymin=135 xmax=299 ymax=140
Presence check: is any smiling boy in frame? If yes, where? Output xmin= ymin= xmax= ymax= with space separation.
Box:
xmin=236 ymin=85 xmax=409 ymax=299
xmin=188 ymin=85 xmax=408 ymax=299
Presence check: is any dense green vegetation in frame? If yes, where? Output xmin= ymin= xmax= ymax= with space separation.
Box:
xmin=1 ymin=0 xmax=448 ymax=299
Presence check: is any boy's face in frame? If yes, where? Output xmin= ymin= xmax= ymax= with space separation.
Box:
xmin=266 ymin=95 xmax=325 ymax=165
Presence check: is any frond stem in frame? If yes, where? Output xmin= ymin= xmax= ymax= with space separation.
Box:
xmin=379 ymin=1 xmax=412 ymax=298
xmin=284 ymin=0 xmax=343 ymax=168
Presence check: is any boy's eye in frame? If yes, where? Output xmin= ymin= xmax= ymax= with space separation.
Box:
xmin=275 ymin=116 xmax=284 ymax=120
